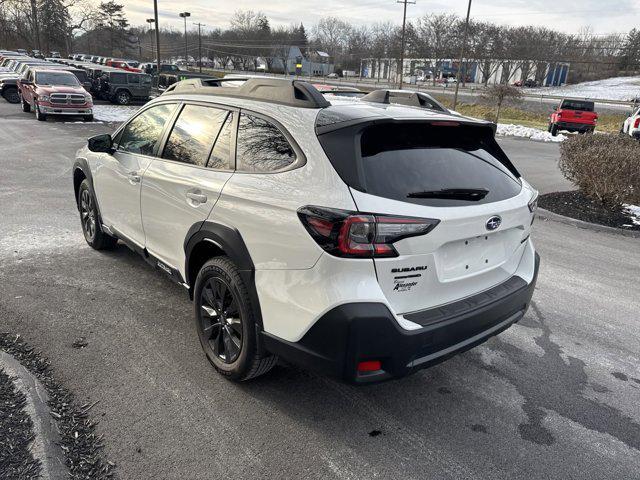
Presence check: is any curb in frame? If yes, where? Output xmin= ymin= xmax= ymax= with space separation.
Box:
xmin=0 ymin=351 xmax=68 ymax=480
xmin=536 ymin=208 xmax=640 ymax=238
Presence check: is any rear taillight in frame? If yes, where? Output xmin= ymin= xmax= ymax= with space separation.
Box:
xmin=634 ymin=118 xmax=640 ymax=129
xmin=298 ymin=206 xmax=439 ymax=258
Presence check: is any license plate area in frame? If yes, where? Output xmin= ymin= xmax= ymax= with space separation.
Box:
xmin=436 ymin=231 xmax=509 ymax=281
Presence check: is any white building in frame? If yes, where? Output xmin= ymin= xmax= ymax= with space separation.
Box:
xmin=361 ymin=57 xmax=570 ymax=87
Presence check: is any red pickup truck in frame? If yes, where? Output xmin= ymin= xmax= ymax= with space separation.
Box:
xmin=18 ymin=68 xmax=93 ymax=121
xmin=548 ymin=99 xmax=598 ymax=136
xmin=106 ymin=59 xmax=141 ymax=72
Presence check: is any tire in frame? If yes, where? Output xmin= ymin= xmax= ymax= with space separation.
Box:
xmin=550 ymin=124 xmax=558 ymax=136
xmin=35 ymin=103 xmax=47 ymax=121
xmin=77 ymin=179 xmax=118 ymax=250
xmin=115 ymin=90 xmax=131 ymax=105
xmin=21 ymin=96 xmax=31 ymax=112
xmin=194 ymin=257 xmax=277 ymax=381
xmin=83 ymin=115 xmax=94 ymax=122
xmin=3 ymin=87 xmax=20 ymax=104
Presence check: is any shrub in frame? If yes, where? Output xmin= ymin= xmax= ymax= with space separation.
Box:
xmin=559 ymin=134 xmax=640 ymax=208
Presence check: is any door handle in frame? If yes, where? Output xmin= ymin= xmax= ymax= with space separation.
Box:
xmin=128 ymin=171 xmax=141 ymax=184
xmin=186 ymin=191 xmax=207 ymax=204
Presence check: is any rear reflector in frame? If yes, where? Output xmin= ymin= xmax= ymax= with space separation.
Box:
xmin=357 ymin=360 xmax=382 ymax=372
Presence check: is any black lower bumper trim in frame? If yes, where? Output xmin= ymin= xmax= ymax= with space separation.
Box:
xmin=262 ymin=253 xmax=540 ymax=384
xmin=557 ymin=122 xmax=594 ymax=132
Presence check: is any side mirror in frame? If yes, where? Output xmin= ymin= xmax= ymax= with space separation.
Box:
xmin=88 ymin=134 xmax=114 ymax=153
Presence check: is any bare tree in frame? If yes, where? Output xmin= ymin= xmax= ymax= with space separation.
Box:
xmin=483 ymin=84 xmax=523 ymax=122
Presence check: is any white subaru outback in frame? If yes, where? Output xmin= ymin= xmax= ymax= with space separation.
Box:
xmin=73 ymin=78 xmax=540 ymax=384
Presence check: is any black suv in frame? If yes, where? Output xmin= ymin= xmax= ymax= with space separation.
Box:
xmin=96 ymin=71 xmax=152 ymax=104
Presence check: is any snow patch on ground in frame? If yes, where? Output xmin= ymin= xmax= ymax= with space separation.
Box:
xmin=93 ymin=105 xmax=140 ymax=123
xmin=529 ymin=76 xmax=640 ymax=101
xmin=623 ymin=204 xmax=640 ymax=225
xmin=496 ymin=123 xmax=567 ymax=142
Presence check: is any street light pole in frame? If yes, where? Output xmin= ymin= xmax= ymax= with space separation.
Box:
xmin=194 ymin=22 xmax=205 ymax=73
xmin=153 ymin=0 xmax=161 ymax=76
xmin=146 ymin=18 xmax=155 ymax=62
xmin=397 ymin=0 xmax=415 ymax=90
xmin=179 ymin=12 xmax=191 ymax=65
xmin=453 ymin=0 xmax=472 ymax=110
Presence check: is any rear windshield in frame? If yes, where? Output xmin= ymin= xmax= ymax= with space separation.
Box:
xmin=318 ymin=122 xmax=522 ymax=207
xmin=561 ymin=100 xmax=594 ymax=112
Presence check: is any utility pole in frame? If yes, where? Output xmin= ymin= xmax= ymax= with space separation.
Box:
xmin=153 ymin=0 xmax=161 ymax=76
xmin=194 ymin=22 xmax=205 ymax=73
xmin=179 ymin=12 xmax=191 ymax=66
xmin=146 ymin=18 xmax=156 ymax=62
xmin=453 ymin=0 xmax=472 ymax=109
xmin=397 ymin=0 xmax=415 ymax=90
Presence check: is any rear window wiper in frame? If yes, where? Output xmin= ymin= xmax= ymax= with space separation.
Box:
xmin=407 ymin=188 xmax=489 ymax=201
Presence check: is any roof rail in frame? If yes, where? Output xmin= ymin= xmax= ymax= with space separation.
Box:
xmin=360 ymin=89 xmax=449 ymax=113
xmin=162 ymin=77 xmax=331 ymax=109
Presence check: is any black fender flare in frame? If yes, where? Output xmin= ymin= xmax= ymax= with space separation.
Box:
xmin=72 ymin=158 xmax=103 ymax=218
xmin=184 ymin=221 xmax=264 ymax=328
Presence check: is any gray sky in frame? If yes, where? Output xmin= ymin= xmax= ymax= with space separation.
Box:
xmin=123 ymin=0 xmax=639 ymax=35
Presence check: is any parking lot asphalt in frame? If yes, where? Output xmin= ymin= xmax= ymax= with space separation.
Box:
xmin=1 ymin=102 xmax=639 ymax=480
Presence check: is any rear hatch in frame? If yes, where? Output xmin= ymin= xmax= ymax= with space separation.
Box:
xmin=317 ymin=120 xmax=534 ymax=316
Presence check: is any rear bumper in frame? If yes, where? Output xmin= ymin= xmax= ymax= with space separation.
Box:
xmin=263 ymin=253 xmax=540 ymax=384
xmin=556 ymin=122 xmax=594 ymax=132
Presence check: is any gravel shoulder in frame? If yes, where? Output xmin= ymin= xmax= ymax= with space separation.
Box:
xmin=0 ymin=368 xmax=40 ymax=479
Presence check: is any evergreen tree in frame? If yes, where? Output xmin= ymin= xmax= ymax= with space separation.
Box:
xmin=298 ymin=23 xmax=308 ymax=55
xmin=96 ymin=1 xmax=129 ymax=55
xmin=619 ymin=29 xmax=640 ymax=71
xmin=38 ymin=0 xmax=70 ymax=53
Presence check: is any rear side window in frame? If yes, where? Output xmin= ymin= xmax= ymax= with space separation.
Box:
xmin=110 ymin=72 xmax=126 ymax=83
xmin=236 ymin=113 xmax=296 ymax=173
xmin=73 ymin=71 xmax=88 ymax=83
xmin=162 ymin=104 xmax=229 ymax=167
xmin=319 ymin=122 xmax=522 ymax=207
xmin=118 ymin=103 xmax=176 ymax=156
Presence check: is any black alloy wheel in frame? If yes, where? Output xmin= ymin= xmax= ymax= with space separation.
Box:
xmin=199 ymin=277 xmax=243 ymax=363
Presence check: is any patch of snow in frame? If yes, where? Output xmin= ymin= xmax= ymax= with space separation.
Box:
xmin=93 ymin=105 xmax=141 ymax=123
xmin=496 ymin=123 xmax=567 ymax=142
xmin=529 ymin=76 xmax=640 ymax=102
xmin=623 ymin=204 xmax=640 ymax=225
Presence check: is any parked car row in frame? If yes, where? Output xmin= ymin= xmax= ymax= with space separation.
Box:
xmin=68 ymin=53 xmax=141 ymax=72
xmin=53 ymin=57 xmax=152 ymax=104
xmin=0 ymin=50 xmax=91 ymax=104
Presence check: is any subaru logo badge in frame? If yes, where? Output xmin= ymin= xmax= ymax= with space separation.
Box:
xmin=486 ymin=216 xmax=502 ymax=231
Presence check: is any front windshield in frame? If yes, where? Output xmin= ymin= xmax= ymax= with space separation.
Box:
xmin=36 ymin=72 xmax=80 ymax=86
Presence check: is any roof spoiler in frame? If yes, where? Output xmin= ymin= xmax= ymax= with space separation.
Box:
xmin=162 ymin=77 xmax=331 ymax=109
xmin=360 ymin=89 xmax=449 ymax=113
